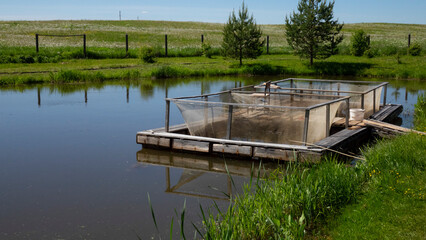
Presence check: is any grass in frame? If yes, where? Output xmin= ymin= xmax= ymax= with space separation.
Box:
xmin=0 ymin=53 xmax=425 ymax=86
xmin=0 ymin=21 xmax=424 ymax=63
xmin=197 ymin=95 xmax=426 ymax=239
xmin=200 ymin=159 xmax=367 ymax=239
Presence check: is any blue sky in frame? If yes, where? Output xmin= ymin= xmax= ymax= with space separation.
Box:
xmin=1 ymin=0 xmax=425 ymax=24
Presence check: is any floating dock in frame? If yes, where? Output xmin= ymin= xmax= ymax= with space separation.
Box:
xmin=137 ymin=104 xmax=402 ymax=162
xmin=137 ymin=78 xmax=403 ymax=162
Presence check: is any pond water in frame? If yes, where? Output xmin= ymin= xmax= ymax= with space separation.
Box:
xmin=0 ymin=76 xmax=424 ymax=239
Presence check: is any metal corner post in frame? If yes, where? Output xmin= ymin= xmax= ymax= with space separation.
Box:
xmin=165 ymin=99 xmax=170 ymax=132
xmin=303 ymin=109 xmax=310 ymax=145
xmin=226 ymin=105 xmax=233 ymax=140
xmin=326 ymin=104 xmax=330 ymax=137
xmin=345 ymin=98 xmax=350 ymax=129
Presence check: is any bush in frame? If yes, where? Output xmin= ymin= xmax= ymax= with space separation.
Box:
xmin=364 ymin=48 xmax=376 ymax=58
xmin=351 ymin=30 xmax=370 ymax=56
xmin=140 ymin=47 xmax=156 ymax=63
xmin=409 ymin=43 xmax=422 ymax=56
xmin=202 ymin=43 xmax=213 ymax=58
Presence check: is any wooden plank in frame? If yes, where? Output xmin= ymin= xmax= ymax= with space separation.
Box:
xmin=253 ymin=147 xmax=298 ymax=161
xmin=137 ymin=131 xmax=320 ymax=151
xmin=172 ymin=139 xmax=210 ymax=153
xmin=212 ymin=144 xmax=252 ymax=157
xmin=370 ymin=104 xmax=403 ymax=122
xmin=137 ymin=135 xmax=171 ymax=148
xmin=315 ymin=128 xmax=370 ymax=150
xmin=364 ymin=119 xmax=426 ymax=135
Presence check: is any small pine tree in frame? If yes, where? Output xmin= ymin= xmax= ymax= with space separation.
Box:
xmin=351 ymin=30 xmax=370 ymax=56
xmin=285 ymin=0 xmax=343 ymax=66
xmin=222 ymin=2 xmax=264 ymax=66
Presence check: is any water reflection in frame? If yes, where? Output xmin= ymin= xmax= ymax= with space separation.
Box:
xmin=137 ymin=149 xmax=277 ymax=201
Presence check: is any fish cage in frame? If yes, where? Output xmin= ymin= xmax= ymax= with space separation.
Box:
xmin=166 ymin=89 xmax=350 ymax=146
xmin=262 ymin=78 xmax=388 ymax=118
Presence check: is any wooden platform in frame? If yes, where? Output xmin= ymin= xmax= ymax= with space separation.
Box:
xmin=137 ymin=104 xmax=403 ymax=162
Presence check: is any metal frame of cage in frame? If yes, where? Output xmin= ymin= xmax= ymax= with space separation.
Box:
xmin=165 ymin=86 xmax=351 ymax=146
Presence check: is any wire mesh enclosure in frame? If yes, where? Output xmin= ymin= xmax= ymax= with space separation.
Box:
xmin=269 ymin=78 xmax=388 ymax=117
xmin=168 ymin=84 xmax=352 ymax=145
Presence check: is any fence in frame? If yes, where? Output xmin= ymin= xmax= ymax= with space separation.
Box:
xmin=33 ymin=33 xmax=415 ymax=58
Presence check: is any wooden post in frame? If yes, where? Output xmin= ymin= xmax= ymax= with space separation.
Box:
xmin=383 ymin=84 xmax=387 ymax=106
xmin=408 ymin=33 xmax=411 ymax=48
xmin=373 ymin=89 xmax=377 ymax=113
xmin=84 ymin=90 xmax=87 ymax=103
xmin=165 ymin=34 xmax=168 ymax=57
xmin=326 ymin=104 xmax=330 ymax=137
xmin=125 ymin=34 xmax=129 ymax=55
xmin=361 ymin=93 xmax=365 ymax=109
xmin=83 ymin=34 xmax=87 ymax=57
xmin=35 ymin=34 xmax=39 ymax=53
xmin=165 ymin=99 xmax=170 ymax=132
xmin=266 ymin=35 xmax=269 ymax=54
xmin=367 ymin=35 xmax=370 ymax=47
xmin=226 ymin=105 xmax=233 ymax=139
xmin=303 ymin=109 xmax=310 ymax=145
xmin=201 ymin=34 xmax=204 ymax=44
xmin=345 ymin=98 xmax=350 ymax=129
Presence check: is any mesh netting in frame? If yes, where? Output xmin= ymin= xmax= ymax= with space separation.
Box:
xmin=172 ymin=91 xmax=345 ymax=145
xmin=273 ymin=80 xmax=383 ymax=117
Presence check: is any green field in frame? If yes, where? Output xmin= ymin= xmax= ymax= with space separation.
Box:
xmin=0 ymin=20 xmax=425 ymax=85
xmin=0 ymin=20 xmax=425 ymax=50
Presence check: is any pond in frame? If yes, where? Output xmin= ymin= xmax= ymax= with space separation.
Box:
xmin=0 ymin=76 xmax=424 ymax=239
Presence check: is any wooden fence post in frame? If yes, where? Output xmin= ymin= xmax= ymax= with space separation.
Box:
xmin=201 ymin=34 xmax=204 ymax=44
xmin=125 ymin=34 xmax=129 ymax=55
xmin=266 ymin=35 xmax=269 ymax=54
xmin=35 ymin=34 xmax=39 ymax=53
xmin=165 ymin=34 xmax=168 ymax=57
xmin=408 ymin=33 xmax=411 ymax=48
xmin=83 ymin=34 xmax=87 ymax=57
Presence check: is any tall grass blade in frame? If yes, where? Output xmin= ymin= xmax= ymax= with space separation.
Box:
xmin=180 ymin=199 xmax=187 ymax=240
xmin=169 ymin=217 xmax=174 ymax=240
xmin=147 ymin=193 xmax=159 ymax=233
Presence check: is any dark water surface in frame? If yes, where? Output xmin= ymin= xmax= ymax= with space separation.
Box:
xmin=0 ymin=76 xmax=424 ymax=239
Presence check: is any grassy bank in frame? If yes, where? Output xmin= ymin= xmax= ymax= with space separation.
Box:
xmin=1 ymin=53 xmax=425 ymax=86
xmin=322 ymin=95 xmax=426 ymax=239
xmin=198 ymin=95 xmax=425 ymax=239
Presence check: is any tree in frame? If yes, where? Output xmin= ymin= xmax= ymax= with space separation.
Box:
xmin=285 ymin=0 xmax=343 ymax=66
xmin=222 ymin=2 xmax=264 ymax=66
xmin=351 ymin=30 xmax=370 ymax=56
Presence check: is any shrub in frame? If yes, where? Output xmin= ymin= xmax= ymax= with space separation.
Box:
xmin=364 ymin=48 xmax=376 ymax=58
xmin=140 ymin=47 xmax=156 ymax=63
xmin=202 ymin=43 xmax=213 ymax=58
xmin=351 ymin=30 xmax=370 ymax=56
xmin=409 ymin=43 xmax=422 ymax=56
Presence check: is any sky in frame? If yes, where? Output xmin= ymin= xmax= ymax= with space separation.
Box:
xmin=0 ymin=0 xmax=425 ymax=24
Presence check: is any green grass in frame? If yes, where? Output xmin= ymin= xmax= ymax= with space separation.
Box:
xmin=201 ymin=159 xmax=368 ymax=239
xmin=198 ymin=95 xmax=426 ymax=239
xmin=320 ymin=94 xmax=426 ymax=240
xmin=1 ymin=53 xmax=425 ymax=86
xmin=0 ymin=21 xmax=424 ymax=62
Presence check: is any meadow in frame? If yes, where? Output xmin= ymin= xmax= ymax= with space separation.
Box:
xmin=0 ymin=20 xmax=425 ymax=85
